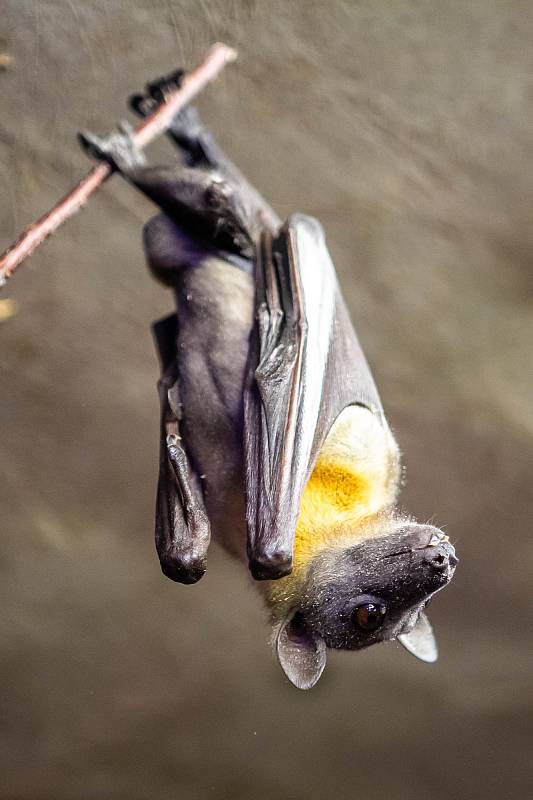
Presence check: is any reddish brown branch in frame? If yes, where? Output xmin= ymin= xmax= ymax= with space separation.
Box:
xmin=0 ymin=42 xmax=237 ymax=287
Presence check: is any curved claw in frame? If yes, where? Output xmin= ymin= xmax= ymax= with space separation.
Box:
xmin=77 ymin=130 xmax=108 ymax=161
xmin=146 ymin=69 xmax=185 ymax=101
xmin=129 ymin=93 xmax=157 ymax=118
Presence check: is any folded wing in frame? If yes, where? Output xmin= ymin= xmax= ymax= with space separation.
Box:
xmin=244 ymin=214 xmax=385 ymax=580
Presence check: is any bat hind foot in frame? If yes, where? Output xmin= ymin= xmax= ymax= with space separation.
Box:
xmin=129 ymin=77 xmax=216 ymax=168
xmin=147 ymin=69 xmax=186 ymax=102
xmin=129 ymin=70 xmax=185 ymax=118
xmin=78 ymin=121 xmax=145 ymax=172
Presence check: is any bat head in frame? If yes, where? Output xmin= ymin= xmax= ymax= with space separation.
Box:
xmin=275 ymin=522 xmax=458 ymax=689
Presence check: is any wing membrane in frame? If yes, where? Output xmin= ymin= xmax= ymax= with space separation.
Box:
xmin=152 ymin=314 xmax=210 ymax=584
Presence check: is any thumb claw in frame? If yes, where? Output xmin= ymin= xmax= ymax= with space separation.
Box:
xmin=77 ymin=130 xmax=102 ymax=158
xmin=118 ymin=119 xmax=135 ymax=137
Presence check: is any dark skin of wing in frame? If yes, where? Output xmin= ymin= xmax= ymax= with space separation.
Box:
xmin=152 ymin=313 xmax=210 ymax=583
xmin=245 ymin=216 xmax=384 ymax=579
xmin=79 ymin=72 xmax=384 ymax=583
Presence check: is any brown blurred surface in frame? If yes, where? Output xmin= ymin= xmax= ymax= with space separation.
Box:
xmin=1 ymin=2 xmax=532 ymax=798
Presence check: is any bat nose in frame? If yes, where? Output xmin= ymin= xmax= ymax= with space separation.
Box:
xmin=424 ymin=542 xmax=458 ymax=571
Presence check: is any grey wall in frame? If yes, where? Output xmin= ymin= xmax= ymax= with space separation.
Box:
xmin=1 ymin=2 xmax=532 ymax=799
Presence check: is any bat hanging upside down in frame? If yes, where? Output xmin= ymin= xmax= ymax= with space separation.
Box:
xmin=79 ymin=71 xmax=458 ymax=689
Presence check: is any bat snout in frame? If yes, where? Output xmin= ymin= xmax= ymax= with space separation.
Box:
xmin=364 ymin=524 xmax=458 ymax=601
xmin=423 ymin=542 xmax=458 ymax=574
xmin=399 ymin=527 xmax=458 ymax=589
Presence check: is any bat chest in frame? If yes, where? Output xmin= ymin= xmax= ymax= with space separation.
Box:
xmin=294 ymin=405 xmax=401 ymax=567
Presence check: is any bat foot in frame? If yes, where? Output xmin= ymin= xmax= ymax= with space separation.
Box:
xmin=78 ymin=121 xmax=145 ymax=172
xmin=159 ymin=547 xmax=207 ymax=585
xmin=129 ymin=80 xmax=213 ymax=168
xmin=249 ymin=550 xmax=293 ymax=581
xmin=129 ymin=70 xmax=191 ymax=125
xmin=129 ymin=70 xmax=187 ymax=118
xmin=146 ymin=69 xmax=186 ymax=102
xmin=130 ymin=93 xmax=204 ymax=142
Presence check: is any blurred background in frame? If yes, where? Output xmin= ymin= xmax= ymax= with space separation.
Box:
xmin=1 ymin=2 xmax=532 ymax=798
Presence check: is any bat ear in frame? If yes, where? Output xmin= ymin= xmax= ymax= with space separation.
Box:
xmin=276 ymin=612 xmax=326 ymax=690
xmin=397 ymin=610 xmax=438 ymax=663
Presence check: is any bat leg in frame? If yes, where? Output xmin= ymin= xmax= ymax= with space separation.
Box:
xmin=153 ymin=314 xmax=211 ymax=584
xmin=79 ymin=120 xmax=255 ymax=258
xmin=135 ymin=166 xmax=256 ymax=260
xmin=160 ymin=104 xmax=223 ymax=169
xmin=129 ymin=74 xmax=281 ymax=234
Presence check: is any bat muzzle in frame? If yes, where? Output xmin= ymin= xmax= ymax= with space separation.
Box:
xmin=422 ymin=539 xmax=458 ymax=576
xmin=403 ymin=527 xmax=458 ymax=590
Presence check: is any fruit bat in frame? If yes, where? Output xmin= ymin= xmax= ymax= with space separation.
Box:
xmin=79 ymin=71 xmax=458 ymax=689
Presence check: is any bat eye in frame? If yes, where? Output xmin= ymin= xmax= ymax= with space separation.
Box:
xmin=352 ymin=601 xmax=387 ymax=631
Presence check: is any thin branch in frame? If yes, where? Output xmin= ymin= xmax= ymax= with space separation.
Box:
xmin=0 ymin=42 xmax=237 ymax=287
